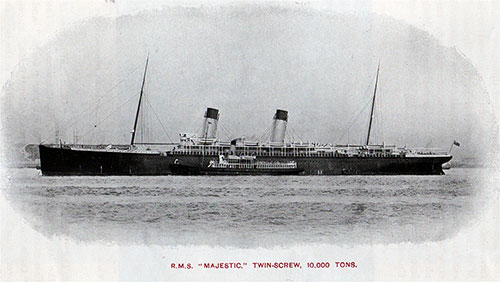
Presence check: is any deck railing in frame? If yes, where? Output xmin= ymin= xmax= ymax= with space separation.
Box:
xmin=208 ymin=162 xmax=297 ymax=169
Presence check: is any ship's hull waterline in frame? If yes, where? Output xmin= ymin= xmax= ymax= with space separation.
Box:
xmin=39 ymin=145 xmax=452 ymax=176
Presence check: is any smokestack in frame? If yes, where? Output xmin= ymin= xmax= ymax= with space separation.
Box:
xmin=201 ymin=107 xmax=219 ymax=140
xmin=270 ymin=109 xmax=288 ymax=143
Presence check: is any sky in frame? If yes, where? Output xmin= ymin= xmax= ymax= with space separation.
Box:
xmin=1 ymin=1 xmax=498 ymax=163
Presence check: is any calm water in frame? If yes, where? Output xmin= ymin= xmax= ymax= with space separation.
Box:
xmin=2 ymin=168 xmax=485 ymax=247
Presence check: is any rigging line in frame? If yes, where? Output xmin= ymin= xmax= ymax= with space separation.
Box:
xmin=187 ymin=108 xmax=204 ymax=136
xmin=355 ymin=62 xmax=381 ymax=100
xmin=189 ymin=109 xmax=208 ymax=136
xmin=324 ymin=73 xmax=377 ymax=146
xmin=98 ymin=65 xmax=143 ymax=99
xmin=378 ymin=89 xmax=384 ymax=143
xmin=347 ymin=77 xmax=376 ymax=107
xmin=287 ymin=124 xmax=304 ymax=143
xmin=334 ymin=97 xmax=373 ymax=144
xmin=256 ymin=124 xmax=272 ymax=142
xmin=338 ymin=96 xmax=373 ymax=139
xmin=263 ymin=124 xmax=273 ymax=141
xmin=372 ymin=105 xmax=379 ymax=144
xmin=377 ymin=107 xmax=384 ymax=143
xmin=291 ymin=127 xmax=301 ymax=143
xmin=220 ymin=125 xmax=232 ymax=140
xmin=339 ymin=99 xmax=372 ymax=144
xmin=288 ymin=129 xmax=297 ymax=143
xmin=75 ymin=64 xmax=142 ymax=100
xmin=293 ymin=127 xmax=303 ymax=143
xmin=219 ymin=122 xmax=233 ymax=138
xmin=142 ymin=95 xmax=173 ymax=143
xmin=49 ymin=66 xmax=142 ymax=137
xmin=42 ymin=87 xmax=142 ymax=143
xmin=194 ymin=121 xmax=204 ymax=137
xmin=218 ymin=122 xmax=233 ymax=140
xmin=291 ymin=130 xmax=298 ymax=143
xmin=335 ymin=70 xmax=379 ymax=132
xmin=286 ymin=124 xmax=301 ymax=142
xmin=284 ymin=120 xmax=295 ymax=142
xmin=285 ymin=126 xmax=294 ymax=143
xmin=79 ymin=93 xmax=140 ymax=143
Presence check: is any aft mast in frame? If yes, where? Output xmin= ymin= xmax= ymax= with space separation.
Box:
xmin=366 ymin=61 xmax=380 ymax=146
xmin=130 ymin=54 xmax=150 ymax=145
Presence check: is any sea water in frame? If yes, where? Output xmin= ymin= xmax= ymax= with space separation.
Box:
xmin=2 ymin=168 xmax=485 ymax=247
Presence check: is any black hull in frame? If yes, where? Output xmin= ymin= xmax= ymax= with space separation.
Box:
xmin=39 ymin=145 xmax=175 ymax=175
xmin=39 ymin=145 xmax=452 ymax=176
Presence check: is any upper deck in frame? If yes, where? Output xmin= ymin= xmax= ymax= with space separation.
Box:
xmin=171 ymin=138 xmax=450 ymax=158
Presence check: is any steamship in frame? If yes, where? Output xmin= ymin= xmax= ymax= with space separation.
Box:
xmin=38 ymin=58 xmax=453 ymax=176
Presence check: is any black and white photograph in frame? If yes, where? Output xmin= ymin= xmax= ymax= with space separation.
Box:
xmin=1 ymin=0 xmax=498 ymax=281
